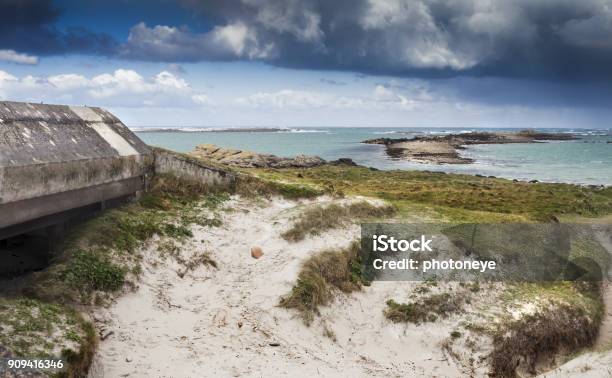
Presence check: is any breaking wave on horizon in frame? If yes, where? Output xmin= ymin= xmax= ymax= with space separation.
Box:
xmin=130 ymin=126 xmax=329 ymax=133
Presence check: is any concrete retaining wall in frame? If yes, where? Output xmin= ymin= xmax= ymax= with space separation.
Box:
xmin=153 ymin=148 xmax=236 ymax=189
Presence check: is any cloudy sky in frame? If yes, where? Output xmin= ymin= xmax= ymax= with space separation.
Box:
xmin=1 ymin=0 xmax=611 ymax=128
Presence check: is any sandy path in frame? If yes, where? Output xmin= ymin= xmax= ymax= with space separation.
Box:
xmin=88 ymin=196 xmax=465 ymax=378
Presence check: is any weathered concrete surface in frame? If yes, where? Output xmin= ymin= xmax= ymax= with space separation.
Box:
xmin=0 ymin=101 xmax=153 ymax=232
xmin=0 ymin=102 xmax=149 ymax=166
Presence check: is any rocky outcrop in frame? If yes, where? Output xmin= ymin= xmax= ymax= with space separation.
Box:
xmin=362 ymin=131 xmax=579 ymax=164
xmin=385 ymin=140 xmax=473 ymax=164
xmin=362 ymin=137 xmax=412 ymax=145
xmin=190 ymin=144 xmax=328 ymax=168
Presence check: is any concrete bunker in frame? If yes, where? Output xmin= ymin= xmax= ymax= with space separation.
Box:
xmin=0 ymin=101 xmax=237 ymax=276
xmin=0 ymin=101 xmax=153 ymax=275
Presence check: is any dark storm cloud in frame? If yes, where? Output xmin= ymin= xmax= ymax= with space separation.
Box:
xmin=121 ymin=0 xmax=612 ymax=80
xmin=438 ymin=77 xmax=612 ymax=108
xmin=4 ymin=0 xmax=612 ymax=81
xmin=0 ymin=0 xmax=117 ymax=56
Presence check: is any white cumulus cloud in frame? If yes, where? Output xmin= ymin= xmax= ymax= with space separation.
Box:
xmin=235 ymin=86 xmax=428 ymax=111
xmin=0 ymin=50 xmax=39 ymax=65
xmin=121 ymin=22 xmax=274 ymax=61
xmin=0 ymin=69 xmax=210 ymax=108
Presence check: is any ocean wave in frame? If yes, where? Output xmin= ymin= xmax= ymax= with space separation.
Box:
xmin=131 ymin=126 xmax=331 ymax=133
xmin=284 ymin=128 xmax=329 ymax=133
xmin=176 ymin=127 xmax=218 ymax=132
xmin=556 ymin=129 xmax=611 ymax=136
xmin=373 ymin=131 xmax=403 ymax=135
xmin=372 ymin=130 xmax=421 ymax=135
xmin=131 ymin=127 xmax=226 ymax=132
xmin=133 ymin=127 xmax=285 ymax=133
xmin=424 ymin=130 xmax=470 ymax=135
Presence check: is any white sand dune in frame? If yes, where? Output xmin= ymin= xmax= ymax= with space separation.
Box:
xmin=537 ymin=227 xmax=612 ymax=378
xmin=88 ymin=196 xmax=472 ymax=377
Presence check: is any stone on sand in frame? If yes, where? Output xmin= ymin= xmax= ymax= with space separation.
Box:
xmin=251 ymin=246 xmax=263 ymax=259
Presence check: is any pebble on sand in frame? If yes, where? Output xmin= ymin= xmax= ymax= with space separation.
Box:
xmin=251 ymin=246 xmax=264 ymax=259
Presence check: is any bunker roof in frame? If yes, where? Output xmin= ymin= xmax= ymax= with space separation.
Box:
xmin=0 ymin=101 xmax=150 ymax=167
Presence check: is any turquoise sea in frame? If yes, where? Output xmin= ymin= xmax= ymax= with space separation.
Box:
xmin=135 ymin=127 xmax=611 ymax=186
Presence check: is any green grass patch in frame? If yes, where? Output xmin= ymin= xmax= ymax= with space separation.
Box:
xmin=26 ymin=174 xmax=229 ymax=304
xmin=0 ymin=297 xmax=96 ymax=376
xmin=279 ymin=241 xmax=366 ymax=324
xmin=450 ymin=330 xmax=462 ymax=339
xmin=251 ymin=166 xmax=612 ymax=221
xmin=282 ymin=201 xmax=396 ymax=242
xmin=235 ymin=174 xmax=324 ymax=199
xmin=62 ymin=250 xmax=126 ymax=294
xmin=2 ymin=172 xmax=230 ymax=375
xmin=501 ymin=282 xmax=603 ymax=320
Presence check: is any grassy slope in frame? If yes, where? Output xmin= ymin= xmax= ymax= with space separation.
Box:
xmin=27 ymin=174 xmax=229 ymax=305
xmin=1 ymin=174 xmax=232 ymax=376
xmin=250 ymin=165 xmax=612 ymax=222
xmin=2 ymin=160 xmax=610 ymax=376
xmin=259 ymin=165 xmax=612 ymax=376
xmin=0 ymin=169 xmax=326 ymax=376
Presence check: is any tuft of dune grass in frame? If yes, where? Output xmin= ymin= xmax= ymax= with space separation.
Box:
xmin=489 ymin=281 xmax=604 ymax=377
xmin=490 ymin=301 xmax=601 ymax=377
xmin=235 ymin=174 xmax=324 ymax=199
xmin=279 ymin=241 xmax=366 ymax=324
xmin=282 ymin=201 xmax=396 ymax=242
xmin=385 ymin=292 xmax=463 ymax=324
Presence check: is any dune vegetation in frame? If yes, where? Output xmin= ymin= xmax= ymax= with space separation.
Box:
xmin=1 ymin=173 xmax=233 ymax=375
xmin=255 ymin=164 xmax=612 ymax=376
xmin=279 ymin=241 xmax=366 ymax=324
xmin=250 ymin=165 xmax=612 ymax=222
xmin=282 ymin=201 xmax=396 ymax=242
xmin=0 ymin=168 xmax=340 ymax=376
xmin=2 ymin=158 xmax=611 ymax=377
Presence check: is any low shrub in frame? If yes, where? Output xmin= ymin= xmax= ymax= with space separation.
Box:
xmin=385 ymin=293 xmax=463 ymax=324
xmin=279 ymin=241 xmax=365 ymax=324
xmin=282 ymin=201 xmax=396 ymax=242
xmin=489 ymin=302 xmax=601 ymax=377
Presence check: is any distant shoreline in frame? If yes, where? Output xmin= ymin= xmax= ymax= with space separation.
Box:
xmin=134 ymin=127 xmax=610 ymax=185
xmin=133 ymin=127 xmax=290 ymax=133
xmin=131 ymin=126 xmax=610 ymax=136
